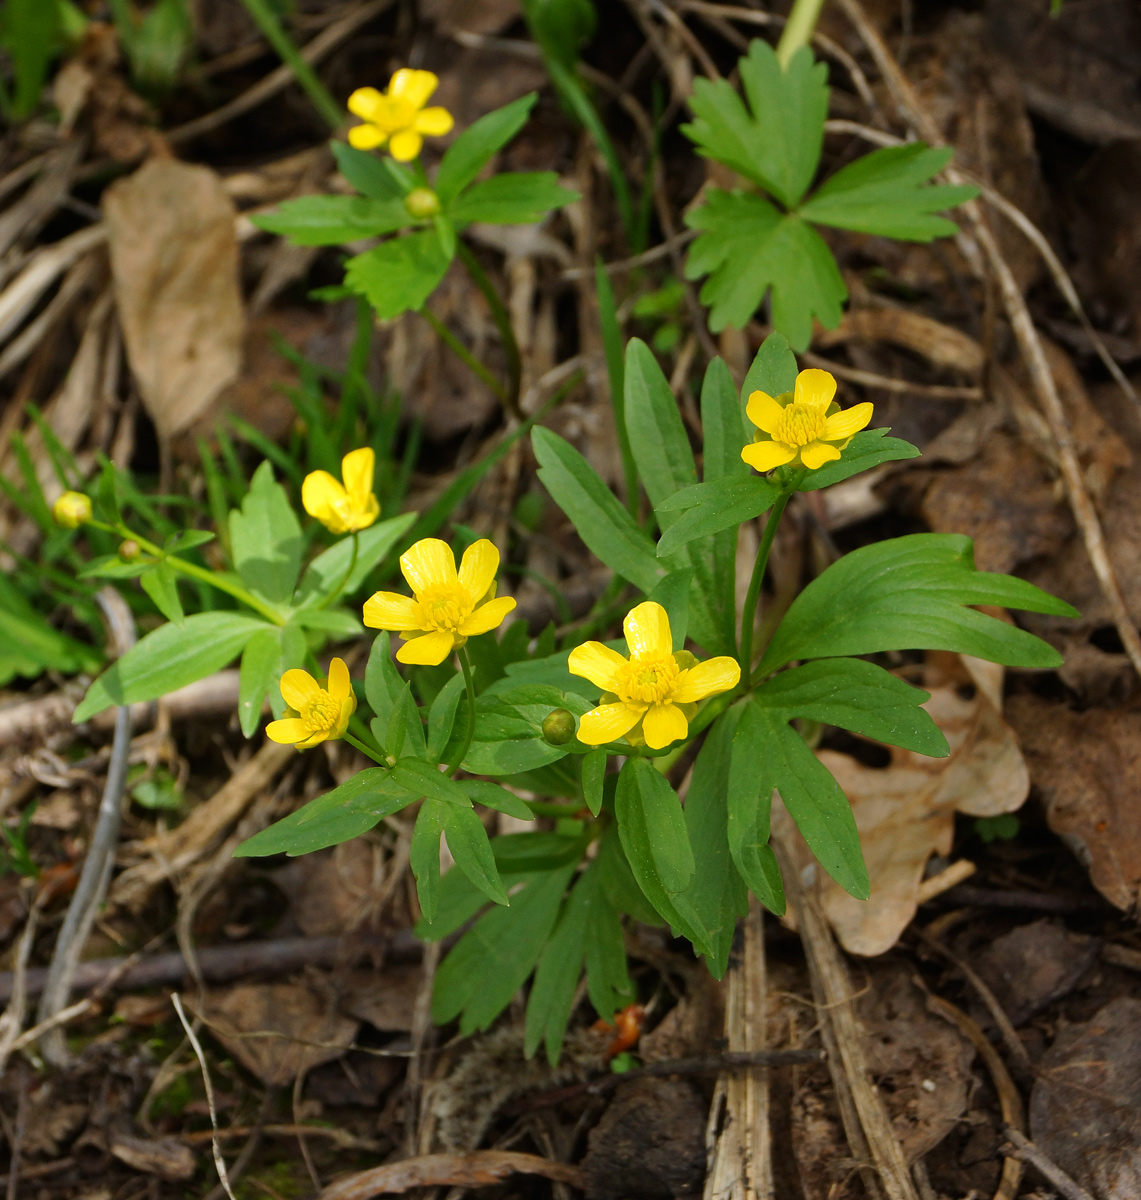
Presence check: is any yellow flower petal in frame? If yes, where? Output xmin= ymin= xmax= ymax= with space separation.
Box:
xmin=800 ymin=441 xmax=842 ymax=470
xmin=266 ymin=718 xmax=310 ymax=745
xmin=302 ymin=470 xmax=350 ymax=534
xmin=280 ymin=669 xmax=320 ymax=711
xmin=578 ymin=703 xmax=643 ymax=746
xmin=414 ymin=107 xmax=454 ymax=136
xmin=745 ymin=390 xmax=784 ymax=435
xmin=388 ymin=129 xmax=424 ymax=161
xmin=794 ymin=367 xmax=837 ymax=411
xmin=458 ymin=539 xmax=500 ymax=604
xmin=327 ymin=657 xmax=351 ymax=705
xmin=347 ymin=87 xmax=384 ymax=121
xmin=396 ymin=629 xmax=456 ymax=666
xmin=458 ymin=596 xmax=516 ymax=637
xmin=341 ymin=447 xmax=376 ymax=509
xmin=822 ymin=402 xmax=874 ymax=442
xmin=642 ymin=702 xmax=689 ymax=749
xmin=389 ymin=68 xmax=438 ymax=108
xmin=623 ymin=601 xmax=673 ymax=659
xmin=741 ymin=440 xmax=797 ymax=472
xmin=568 ymin=641 xmax=629 ymax=692
xmin=347 ymin=123 xmax=387 ymax=150
xmin=363 ymin=591 xmax=420 ymax=630
xmin=672 ymin=656 xmax=741 ymax=703
xmin=400 ymin=538 xmax=457 ymax=596
xmin=295 ymin=728 xmax=332 ymax=749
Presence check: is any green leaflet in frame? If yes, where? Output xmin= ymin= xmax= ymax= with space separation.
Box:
xmin=344 ymin=228 xmax=451 ymax=319
xmin=295 ymin=512 xmax=417 ymax=604
xmin=797 ymin=428 xmax=920 ymax=490
xmin=614 ymin=758 xmax=694 ymax=898
xmin=237 ymin=628 xmax=280 ymax=738
xmin=435 ymin=93 xmax=537 ymax=204
xmin=456 ymin=685 xmax=593 ymax=775
xmin=331 ymin=141 xmax=408 ymax=199
xmin=250 ymin=195 xmax=412 ymax=245
xmin=139 ymin=562 xmax=182 ymax=623
xmin=449 ymin=173 xmax=579 ymax=224
xmin=760 ymin=533 xmax=1078 ymax=674
xmin=655 ymin=477 xmax=779 ymax=558
xmin=228 ymin=461 xmax=302 ymax=604
xmin=411 ymin=798 xmax=447 ymax=923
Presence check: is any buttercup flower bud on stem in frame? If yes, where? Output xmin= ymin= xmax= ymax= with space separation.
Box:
xmin=119 ymin=539 xmax=140 ymax=560
xmin=52 ymin=491 xmax=92 ymax=529
xmin=405 ymin=187 xmax=440 ymax=219
xmin=542 ymin=708 xmax=577 ymax=745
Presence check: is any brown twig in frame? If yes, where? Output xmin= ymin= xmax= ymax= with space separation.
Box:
xmin=800 ymin=352 xmax=984 ymax=401
xmin=1001 ymin=1127 xmax=1094 ymax=1200
xmin=319 ymin=1152 xmax=584 ymax=1200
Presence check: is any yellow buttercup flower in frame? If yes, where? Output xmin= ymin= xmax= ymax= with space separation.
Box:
xmin=267 ymin=658 xmax=356 ymax=749
xmin=742 ymin=368 xmax=874 ymax=473
xmin=569 ymin=602 xmax=740 ymax=750
xmin=363 ymin=537 xmax=516 ymax=666
xmin=52 ymin=491 xmax=91 ymax=529
xmin=302 ymin=448 xmax=380 ymax=535
xmin=347 ymin=70 xmax=454 ymax=161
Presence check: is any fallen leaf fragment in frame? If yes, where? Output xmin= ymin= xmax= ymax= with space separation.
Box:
xmin=319 ymin=1151 xmax=583 ymax=1200
xmin=110 ymin=1134 xmax=196 ymax=1181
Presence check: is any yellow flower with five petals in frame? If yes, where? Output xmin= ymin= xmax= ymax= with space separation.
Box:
xmin=569 ymin=602 xmax=740 ymax=750
xmin=347 ymin=70 xmax=454 ymax=161
xmin=267 ymin=658 xmax=356 ymax=749
xmin=742 ymin=368 xmax=873 ymax=473
xmin=363 ymin=538 xmax=516 ymax=666
xmin=302 ymin=448 xmax=380 ymax=535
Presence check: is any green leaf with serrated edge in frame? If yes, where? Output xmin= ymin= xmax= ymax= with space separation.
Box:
xmin=648 ymin=568 xmax=691 ymax=648
xmin=250 ymin=195 xmax=412 ymax=246
xmin=686 ymin=193 xmax=846 ymax=349
xmin=614 ymin=758 xmax=694 ymax=895
xmin=656 ymin=477 xmax=779 ymax=558
xmin=140 ymin=562 xmax=183 ymax=623
xmin=797 ymin=428 xmax=920 ymax=491
xmin=581 ymin=749 xmax=606 ymax=816
xmin=532 ymin=426 xmax=665 ymax=595
xmin=411 ymin=798 xmax=447 ymax=922
xmin=443 ymin=803 xmax=509 ymax=906
xmin=760 ymin=533 xmax=1078 ymax=675
xmin=683 ymin=41 xmax=827 ymax=208
xmin=525 ymin=867 xmax=590 ymax=1063
xmin=435 ymin=93 xmax=537 ymax=205
xmin=331 ymin=141 xmax=408 ymax=198
xmin=800 ymin=143 xmax=977 ymax=241
xmin=726 ymin=701 xmax=785 ymax=911
xmin=74 ymin=613 xmax=269 ymax=722
xmin=228 ymin=461 xmax=303 ymax=604
xmin=238 ymin=628 xmax=279 ymax=738
xmin=755 ymin=658 xmax=948 ymax=756
xmin=234 ymin=769 xmax=413 ymax=857
xmin=461 ymin=780 xmax=533 ymax=820
xmin=344 ymin=229 xmax=451 ymax=320
xmin=298 ymin=514 xmax=417 ymax=606
xmin=585 ymin=873 xmax=635 ymax=1021
xmin=394 ymin=756 xmax=471 ymax=805
xmin=741 ymin=331 xmax=798 ymax=410
xmin=427 ymin=671 xmax=466 ymax=762
xmin=448 ymin=173 xmax=578 ymax=224
xmin=432 ymin=862 xmax=578 ymax=1033
xmin=673 ymin=708 xmax=751 ymax=973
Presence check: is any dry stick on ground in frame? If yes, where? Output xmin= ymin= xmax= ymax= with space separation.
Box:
xmin=834 ymin=0 xmax=1141 ymax=681
xmin=0 ymin=889 xmax=42 ymax=1073
xmin=408 ymin=938 xmax=441 ymax=1156
xmin=800 ymin=351 xmax=984 ymax=401
xmin=1001 ymin=1128 xmax=1095 ymax=1200
xmin=319 ymin=1152 xmax=585 ymax=1200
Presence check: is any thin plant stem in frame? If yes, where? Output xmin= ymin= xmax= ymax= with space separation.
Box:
xmin=447 ymin=647 xmax=478 ymax=777
xmin=777 ymin=0 xmax=829 ymax=66
xmin=595 ymin=260 xmax=639 ymax=516
xmin=421 ymin=307 xmax=508 ymax=405
xmin=236 ymin=0 xmax=343 ymax=129
xmin=317 ymin=532 xmax=359 ymax=610
xmin=343 ymin=731 xmax=390 ymax=767
xmin=738 ymin=482 xmax=798 ymax=685
xmin=455 ymin=240 xmax=523 ymax=419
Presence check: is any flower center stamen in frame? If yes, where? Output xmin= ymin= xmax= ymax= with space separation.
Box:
xmin=416 ymin=586 xmax=470 ymax=632
xmin=301 ymin=692 xmax=340 ymax=733
xmin=620 ymin=655 xmax=679 ymax=705
xmin=774 ymin=402 xmax=827 ymax=447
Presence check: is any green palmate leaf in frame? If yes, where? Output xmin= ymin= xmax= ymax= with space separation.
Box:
xmin=393 ymin=756 xmax=471 ymax=806
xmin=685 ymin=193 xmax=846 ymax=349
xmin=672 ymin=709 xmax=749 ymax=976
xmin=458 ymin=684 xmax=593 ymax=775
xmin=741 ymin=331 xmax=798 ymax=407
xmin=139 ymin=562 xmax=183 ymax=623
xmin=798 ymin=428 xmax=920 ymax=491
xmin=614 ymin=757 xmax=694 ymax=895
xmin=448 ymin=173 xmax=578 ymax=225
xmin=433 ymin=860 xmax=579 ymax=1034
xmin=411 ymin=798 xmax=447 ymax=922
xmin=228 ymin=461 xmax=302 ymax=604
xmin=237 ymin=627 xmax=280 ymax=738
xmin=581 ymin=749 xmax=606 ymax=816
xmin=250 ymin=195 xmax=412 ymax=246
xmin=584 ymin=868 xmax=635 ymax=1022
xmin=435 ymin=94 xmax=538 ymax=205
xmin=532 ymin=426 xmax=666 ymax=595
xmin=755 ymin=657 xmax=948 ymax=756
xmin=344 ymin=228 xmax=451 ymax=319
xmin=760 ymin=533 xmax=1078 ymax=674
xmin=441 ymin=802 xmax=509 ymax=907
xmin=594 ymin=824 xmax=662 ymax=927
xmin=683 ymin=41 xmax=827 ymax=209
xmin=234 ymin=769 xmax=413 ymax=857
xmin=297 ymin=512 xmax=417 ymax=606
xmin=800 ymin=143 xmax=978 ymax=241
xmin=331 ymin=141 xmax=409 ymax=199
xmin=74 ymin=612 xmax=269 ymax=722
xmin=726 ymin=701 xmax=786 ymax=912
xmin=655 ymin=477 xmax=779 ymax=558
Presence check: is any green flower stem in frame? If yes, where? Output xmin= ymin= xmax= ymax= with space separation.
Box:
xmin=455 ymin=240 xmax=523 ymax=420
xmin=317 ymin=531 xmax=359 ymax=610
xmin=236 ymin=0 xmax=343 ymax=130
xmin=421 ymin=307 xmax=508 ymax=405
xmin=447 ymin=646 xmax=478 ymax=778
xmin=776 ymin=0 xmax=828 ymax=67
xmin=343 ymin=730 xmax=390 ymax=767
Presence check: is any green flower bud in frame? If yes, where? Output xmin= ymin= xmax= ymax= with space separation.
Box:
xmin=52 ymin=491 xmax=91 ymax=529
xmin=542 ymin=708 xmax=576 ymax=746
xmin=405 ymin=187 xmax=441 ymax=219
xmin=119 ymin=539 xmax=140 ymax=560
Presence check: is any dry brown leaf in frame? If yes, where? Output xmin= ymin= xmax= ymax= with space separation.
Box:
xmin=110 ymin=1134 xmax=196 ymax=1181
xmin=320 ymin=1151 xmax=583 ymax=1200
xmin=103 ymin=157 xmax=244 ymax=440
xmin=340 ymin=964 xmax=422 ymax=1033
xmin=816 ymin=308 xmax=983 ymax=376
xmin=198 ymin=980 xmax=358 ymax=1087
xmin=1006 ymin=694 xmax=1141 ymax=912
xmin=776 ymin=652 xmax=1028 ymax=956
xmin=277 ymin=839 xmax=385 ymax=939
